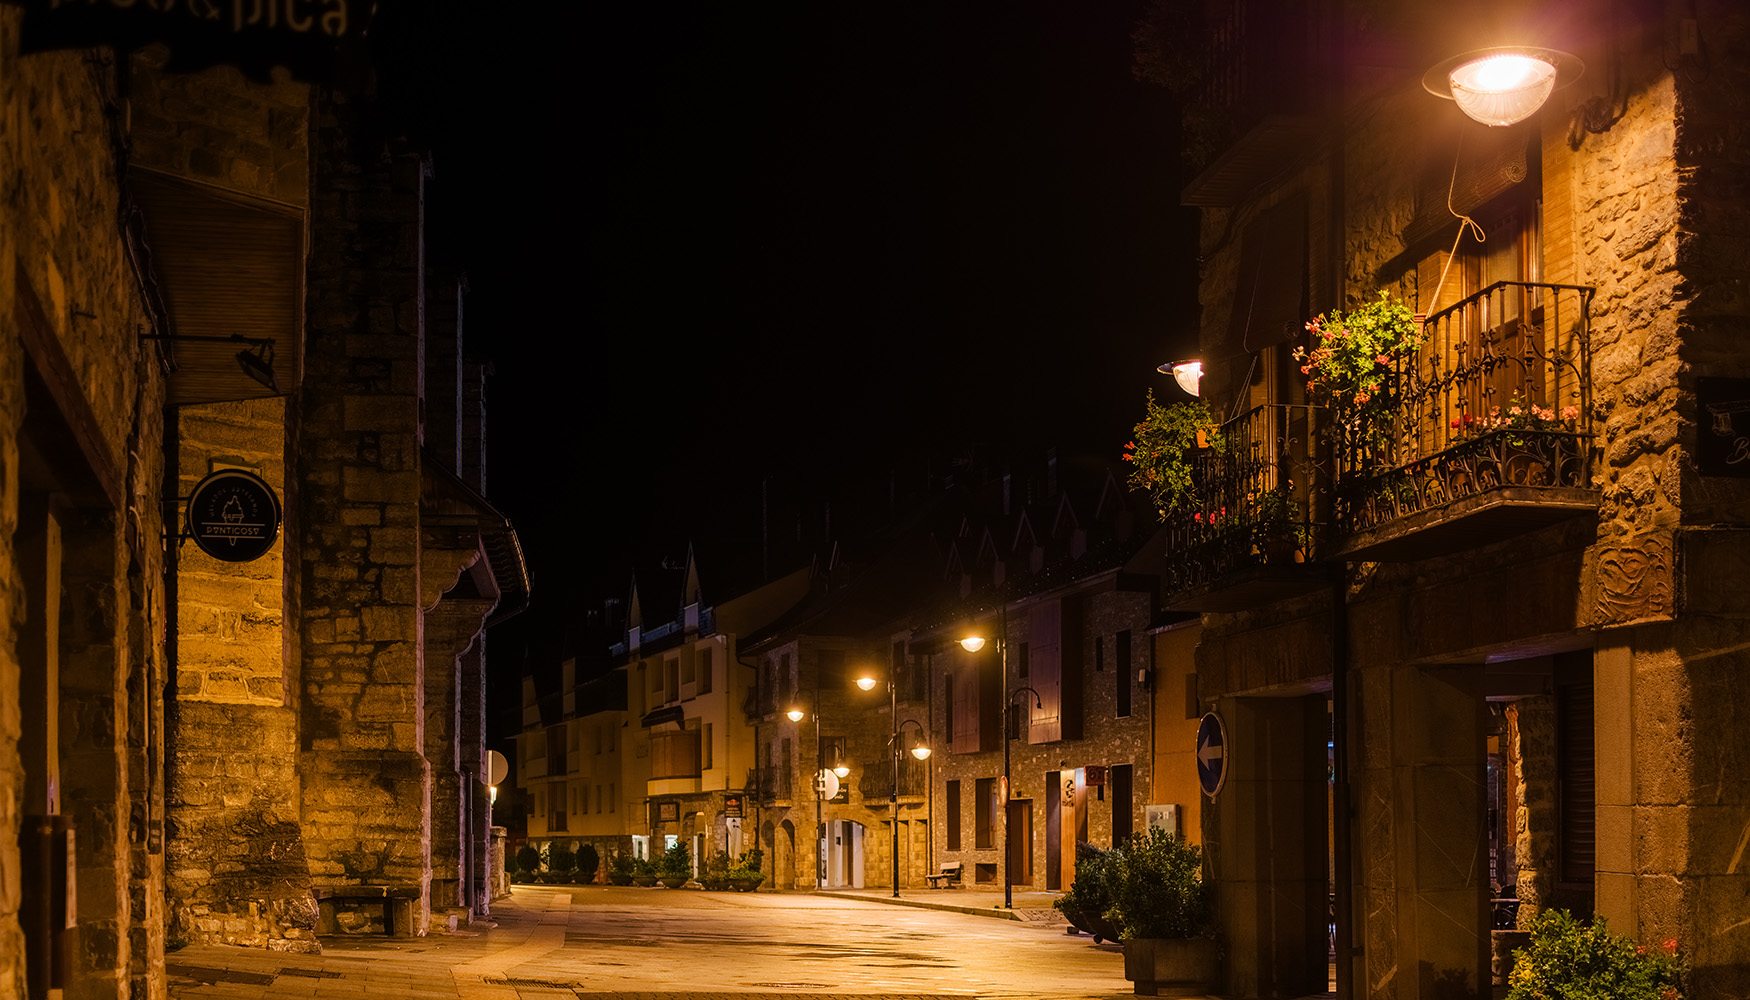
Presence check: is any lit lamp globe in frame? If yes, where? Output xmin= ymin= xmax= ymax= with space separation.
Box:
xmin=855 ymin=674 xmax=878 ymax=691
xmin=833 ymin=764 xmax=851 ymax=778
xmin=958 ymin=636 xmax=986 ymax=653
xmin=1425 ymin=47 xmax=1580 ymax=127
xmin=911 ymin=745 xmax=932 ymax=761
xmin=1156 ymin=359 xmax=1202 ymax=396
xmin=787 ymin=707 xmax=805 ymax=722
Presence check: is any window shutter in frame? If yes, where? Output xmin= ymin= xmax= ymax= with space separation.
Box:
xmin=1029 ymin=602 xmax=1063 ymax=743
xmin=1557 ymin=675 xmax=1595 ymax=885
xmin=953 ymin=663 xmax=980 ymax=755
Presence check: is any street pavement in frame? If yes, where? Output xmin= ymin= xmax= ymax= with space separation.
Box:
xmin=165 ymin=883 xmax=1150 ymax=1000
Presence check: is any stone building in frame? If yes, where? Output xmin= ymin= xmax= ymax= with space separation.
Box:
xmin=1144 ymin=0 xmax=1750 ymax=995
xmin=1 ymin=10 xmax=526 ymax=998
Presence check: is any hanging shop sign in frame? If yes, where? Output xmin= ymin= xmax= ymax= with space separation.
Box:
xmin=1697 ymin=377 xmax=1750 ymax=477
xmin=6 ymin=0 xmax=365 ymax=83
xmin=185 ymin=469 xmax=281 ymax=563
xmin=723 ymin=794 xmax=744 ymax=819
xmin=1196 ymin=711 xmax=1228 ymax=800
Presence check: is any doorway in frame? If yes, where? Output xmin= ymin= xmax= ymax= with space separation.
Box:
xmin=1006 ymin=800 xmax=1033 ymax=886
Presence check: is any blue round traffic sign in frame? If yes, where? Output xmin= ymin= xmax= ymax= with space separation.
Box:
xmin=1196 ymin=712 xmax=1227 ymax=799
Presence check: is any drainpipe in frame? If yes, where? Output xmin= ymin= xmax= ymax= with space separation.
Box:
xmin=1326 ymin=0 xmax=1354 ymax=993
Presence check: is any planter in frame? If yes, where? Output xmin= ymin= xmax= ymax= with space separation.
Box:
xmin=655 ymin=875 xmax=691 ymax=889
xmin=728 ymin=876 xmax=764 ymax=892
xmin=700 ymin=876 xmax=730 ymax=891
xmin=630 ymin=875 xmax=658 ymax=887
xmin=1121 ymin=937 xmax=1219 ymax=997
xmin=1059 ymin=901 xmax=1122 ymax=944
xmin=607 ymin=873 xmax=634 ymax=886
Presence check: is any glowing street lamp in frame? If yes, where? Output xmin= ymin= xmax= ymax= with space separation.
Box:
xmin=1423 ymin=47 xmax=1582 ymax=127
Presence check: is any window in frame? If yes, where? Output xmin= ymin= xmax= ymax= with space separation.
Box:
xmin=947 ymin=780 xmax=962 ymax=850
xmin=781 ymin=737 xmax=794 ymax=794
xmin=975 ymin=778 xmax=996 ymax=849
xmin=608 ymin=783 xmax=615 ymax=812
xmin=547 ymin=725 xmax=566 ymax=775
xmin=649 ymin=729 xmax=702 ymax=779
xmin=944 ymin=672 xmax=956 ymax=746
xmin=598 ymin=784 xmax=604 ymax=814
xmin=682 ymin=650 xmax=695 ymax=685
xmin=666 ymin=658 xmax=680 ymax=700
xmin=549 ymin=782 xmax=567 ymax=831
xmin=1116 ymin=630 xmax=1132 ymax=719
xmin=698 ymin=646 xmax=713 ymax=694
xmin=702 ymin=723 xmax=713 ymax=770
xmin=779 ymin=652 xmax=793 ymax=714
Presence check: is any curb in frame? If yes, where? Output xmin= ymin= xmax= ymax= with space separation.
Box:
xmin=811 ymin=890 xmax=1064 ymax=923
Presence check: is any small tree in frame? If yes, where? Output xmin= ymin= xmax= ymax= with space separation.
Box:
xmin=550 ymin=843 xmax=577 ymax=882
xmin=1105 ymin=828 xmax=1212 ymax=940
xmin=658 ymin=840 xmax=691 ymax=879
xmin=608 ymin=850 xmax=635 ymax=879
xmin=576 ymin=844 xmax=601 ymax=884
xmin=729 ymin=846 xmax=763 ymax=879
xmin=515 ymin=844 xmax=542 ymax=875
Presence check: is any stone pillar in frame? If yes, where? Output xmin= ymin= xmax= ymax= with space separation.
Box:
xmin=299 ymin=98 xmax=432 ymax=931
xmin=1211 ymin=694 xmax=1328 ymax=999
xmin=423 ymin=600 xmax=491 ymax=912
xmin=1362 ymin=664 xmax=1489 ymax=1000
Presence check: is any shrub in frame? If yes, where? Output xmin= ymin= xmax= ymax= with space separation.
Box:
xmin=1053 ymin=842 xmax=1115 ymax=929
xmin=577 ymin=844 xmax=600 ymax=883
xmin=631 ymin=856 xmax=655 ymax=877
xmin=729 ymin=846 xmax=763 ymax=879
xmin=1104 ymin=828 xmax=1212 ymax=940
xmin=550 ymin=843 xmax=576 ymax=875
xmin=515 ymin=845 xmax=542 ymax=874
xmin=658 ymin=840 xmax=691 ymax=878
xmin=706 ymin=849 xmax=733 ymax=877
xmin=608 ymin=851 xmax=635 ymax=878
xmin=1507 ymin=908 xmax=1686 ymax=1000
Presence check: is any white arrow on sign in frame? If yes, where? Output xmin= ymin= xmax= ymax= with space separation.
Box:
xmin=1197 ymin=739 xmax=1224 ymax=766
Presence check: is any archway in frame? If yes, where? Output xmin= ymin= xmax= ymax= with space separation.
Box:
xmin=776 ymin=819 xmax=797 ymax=889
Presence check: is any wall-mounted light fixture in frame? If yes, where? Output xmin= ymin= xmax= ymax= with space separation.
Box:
xmin=1423 ymin=47 xmax=1583 ymax=127
xmin=141 ymin=332 xmax=280 ymax=393
xmin=1156 ymin=359 xmax=1203 ymax=397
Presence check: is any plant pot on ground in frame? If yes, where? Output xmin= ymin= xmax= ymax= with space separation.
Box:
xmin=630 ymin=857 xmax=658 ymax=887
xmin=655 ymin=840 xmax=692 ymax=888
xmin=1106 ymin=829 xmax=1219 ymax=997
xmin=606 ymin=851 xmax=635 ymax=886
xmin=727 ymin=847 xmax=764 ymax=891
xmin=1054 ymin=842 xmax=1122 ymax=944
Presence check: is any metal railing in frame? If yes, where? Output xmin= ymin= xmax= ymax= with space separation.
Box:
xmin=1162 ymin=403 xmax=1326 ymax=594
xmin=1332 ymin=281 xmax=1595 ymax=535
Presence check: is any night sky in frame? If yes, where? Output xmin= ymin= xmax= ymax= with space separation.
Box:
xmin=420 ymin=3 xmax=1198 ymax=683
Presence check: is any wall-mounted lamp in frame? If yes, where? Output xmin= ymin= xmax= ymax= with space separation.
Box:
xmin=956 ymin=636 xmax=986 ymax=653
xmin=854 ymin=674 xmax=878 ymax=691
xmin=141 ymin=332 xmax=280 ymax=393
xmin=1423 ymin=47 xmax=1582 ymax=127
xmin=1156 ymin=359 xmax=1203 ymax=397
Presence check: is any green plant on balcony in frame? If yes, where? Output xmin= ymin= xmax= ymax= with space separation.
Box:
xmin=1124 ymin=392 xmax=1223 ymax=517
xmin=1452 ymin=394 xmax=1580 ymax=445
xmin=1295 ymin=290 xmax=1421 ymax=452
xmin=1506 ymin=908 xmax=1686 ymax=1000
xmin=1250 ymin=487 xmax=1309 ymax=558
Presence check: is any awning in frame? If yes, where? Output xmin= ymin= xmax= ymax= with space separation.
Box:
xmin=640 ymin=706 xmax=685 ymax=729
xmin=128 ymin=168 xmax=303 ymax=407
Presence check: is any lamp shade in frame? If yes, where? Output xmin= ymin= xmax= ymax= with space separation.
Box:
xmin=1424 ymin=47 xmax=1581 ymax=128
xmin=833 ymin=764 xmax=851 ymax=778
xmin=787 ymin=707 xmax=805 ymax=722
xmin=855 ymin=675 xmax=878 ymax=691
xmin=958 ymin=636 xmax=986 ymax=653
xmin=911 ymin=745 xmax=932 ymax=761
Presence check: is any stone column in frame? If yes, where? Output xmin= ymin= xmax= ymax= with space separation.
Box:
xmin=423 ymin=598 xmax=492 ymax=912
xmin=1210 ymin=694 xmax=1329 ymax=999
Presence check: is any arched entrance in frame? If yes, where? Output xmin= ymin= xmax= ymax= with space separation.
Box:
xmin=776 ymin=819 xmax=797 ymax=889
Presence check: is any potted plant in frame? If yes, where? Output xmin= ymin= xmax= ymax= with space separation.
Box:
xmin=1294 ymin=290 xmax=1420 ymax=457
xmin=727 ymin=847 xmax=765 ymax=892
xmin=656 ymin=841 xmax=692 ymax=888
xmin=515 ymin=845 xmax=542 ymax=886
xmin=606 ymin=850 xmax=636 ymax=886
xmin=630 ymin=856 xmax=658 ymax=887
xmin=1054 ymin=842 xmax=1122 ymax=944
xmin=576 ymin=844 xmax=601 ymax=886
xmin=701 ymin=850 xmax=733 ymax=891
xmin=1123 ymin=392 xmax=1223 ymax=518
xmin=1506 ymin=909 xmax=1686 ymax=999
xmin=1106 ymin=828 xmax=1218 ymax=996
xmin=549 ymin=843 xmax=577 ymax=884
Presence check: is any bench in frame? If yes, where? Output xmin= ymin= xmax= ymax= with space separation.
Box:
xmin=313 ymin=885 xmax=422 ymax=937
xmin=923 ymin=862 xmax=963 ymax=889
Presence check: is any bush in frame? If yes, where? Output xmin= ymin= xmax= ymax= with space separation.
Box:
xmin=1104 ymin=828 xmax=1212 ymax=940
xmin=1507 ymin=909 xmax=1686 ymax=1000
xmin=608 ymin=851 xmax=635 ymax=878
xmin=631 ymin=856 xmax=655 ymax=877
xmin=658 ymin=840 xmax=691 ymax=878
xmin=706 ymin=849 xmax=733 ymax=877
xmin=577 ymin=844 xmax=600 ymax=883
xmin=550 ymin=843 xmax=576 ymax=876
xmin=728 ymin=846 xmax=763 ymax=879
xmin=1053 ymin=842 xmax=1115 ymax=929
xmin=515 ymin=845 xmax=542 ymax=874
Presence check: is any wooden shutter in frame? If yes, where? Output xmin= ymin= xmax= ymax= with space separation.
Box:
xmin=953 ymin=662 xmax=980 ymax=755
xmin=978 ymin=651 xmax=1003 ymax=753
xmin=1557 ymin=667 xmax=1595 ymax=886
xmin=1029 ymin=602 xmax=1063 ymax=743
xmin=946 ymin=780 xmax=962 ymax=850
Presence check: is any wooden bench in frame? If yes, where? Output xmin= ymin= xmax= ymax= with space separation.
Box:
xmin=313 ymin=885 xmax=422 ymax=937
xmin=923 ymin=862 xmax=963 ymax=888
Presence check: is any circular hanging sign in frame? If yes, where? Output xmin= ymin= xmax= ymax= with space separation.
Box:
xmin=1196 ymin=711 xmax=1228 ymax=800
xmin=185 ymin=469 xmax=281 ymax=563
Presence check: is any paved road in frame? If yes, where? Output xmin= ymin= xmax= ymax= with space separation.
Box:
xmin=167 ymin=885 xmax=1142 ymax=999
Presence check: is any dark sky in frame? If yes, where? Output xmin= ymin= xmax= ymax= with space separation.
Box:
xmin=421 ymin=3 xmax=1198 ymax=677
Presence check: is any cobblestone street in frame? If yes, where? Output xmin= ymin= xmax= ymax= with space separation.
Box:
xmin=167 ymin=885 xmax=1149 ymax=999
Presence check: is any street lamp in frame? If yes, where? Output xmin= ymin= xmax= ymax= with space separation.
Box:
xmin=855 ymin=665 xmax=932 ymax=898
xmin=961 ymin=613 xmax=1042 ymax=910
xmin=786 ymin=691 xmax=829 ymax=889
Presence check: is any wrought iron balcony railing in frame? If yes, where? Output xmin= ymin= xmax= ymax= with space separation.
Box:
xmin=1162 ymin=403 xmax=1327 ymax=601
xmin=1331 ymin=281 xmax=1596 ymax=550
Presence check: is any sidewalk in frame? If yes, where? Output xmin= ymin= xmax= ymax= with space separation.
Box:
xmin=810 ymin=885 xmax=1070 ymax=924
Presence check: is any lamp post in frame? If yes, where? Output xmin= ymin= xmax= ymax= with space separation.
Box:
xmin=961 ymin=607 xmax=1044 ymax=909
xmin=786 ymin=692 xmax=826 ymax=889
xmin=855 ymin=667 xmax=932 ymax=897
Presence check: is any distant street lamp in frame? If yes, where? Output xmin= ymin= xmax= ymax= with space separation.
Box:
xmin=961 ymin=609 xmax=1043 ymax=909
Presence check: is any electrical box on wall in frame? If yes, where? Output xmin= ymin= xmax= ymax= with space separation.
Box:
xmin=1145 ymin=804 xmax=1180 ymax=837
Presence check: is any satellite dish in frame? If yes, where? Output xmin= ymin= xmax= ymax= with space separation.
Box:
xmin=815 ymin=769 xmax=840 ymax=799
xmin=488 ymin=750 xmax=509 ymax=787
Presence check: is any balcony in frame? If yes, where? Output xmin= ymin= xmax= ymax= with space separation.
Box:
xmin=1162 ymin=403 xmax=1330 ymax=612
xmin=1331 ymin=282 xmax=1597 ymax=561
